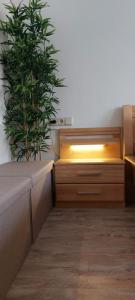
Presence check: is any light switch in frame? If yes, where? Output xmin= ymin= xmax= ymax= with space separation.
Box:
xmin=64 ymin=117 xmax=73 ymax=126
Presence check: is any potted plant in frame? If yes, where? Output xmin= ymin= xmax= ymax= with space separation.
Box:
xmin=0 ymin=0 xmax=63 ymax=161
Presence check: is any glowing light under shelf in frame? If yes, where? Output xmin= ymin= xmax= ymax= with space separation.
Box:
xmin=70 ymin=144 xmax=105 ymax=151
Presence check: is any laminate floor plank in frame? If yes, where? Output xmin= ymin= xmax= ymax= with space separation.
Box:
xmin=5 ymin=208 xmax=135 ymax=300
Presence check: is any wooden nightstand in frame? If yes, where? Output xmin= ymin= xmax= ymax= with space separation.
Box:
xmin=54 ymin=128 xmax=125 ymax=208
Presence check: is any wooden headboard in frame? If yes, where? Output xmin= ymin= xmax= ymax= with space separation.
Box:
xmin=59 ymin=127 xmax=122 ymax=160
xmin=123 ymin=105 xmax=135 ymax=156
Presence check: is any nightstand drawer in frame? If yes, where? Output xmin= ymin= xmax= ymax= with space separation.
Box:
xmin=56 ymin=184 xmax=124 ymax=202
xmin=55 ymin=164 xmax=124 ymax=184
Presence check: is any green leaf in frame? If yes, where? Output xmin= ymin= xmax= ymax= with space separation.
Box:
xmin=0 ymin=0 xmax=64 ymax=161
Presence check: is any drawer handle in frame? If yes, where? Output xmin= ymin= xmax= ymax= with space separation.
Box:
xmin=77 ymin=171 xmax=102 ymax=177
xmin=77 ymin=191 xmax=101 ymax=195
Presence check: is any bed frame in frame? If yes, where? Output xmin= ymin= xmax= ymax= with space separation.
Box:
xmin=123 ymin=105 xmax=135 ymax=204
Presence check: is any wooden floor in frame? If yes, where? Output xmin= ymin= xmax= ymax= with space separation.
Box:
xmin=6 ymin=207 xmax=135 ymax=300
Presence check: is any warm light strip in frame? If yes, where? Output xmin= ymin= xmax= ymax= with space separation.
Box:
xmin=70 ymin=144 xmax=104 ymax=151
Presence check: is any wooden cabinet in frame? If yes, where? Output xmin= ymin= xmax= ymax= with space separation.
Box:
xmin=55 ymin=164 xmax=124 ymax=184
xmin=55 ymin=128 xmax=125 ymax=208
xmin=55 ymin=160 xmax=125 ymax=208
xmin=56 ymin=183 xmax=124 ymax=203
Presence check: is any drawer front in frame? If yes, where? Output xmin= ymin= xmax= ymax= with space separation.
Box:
xmin=56 ymin=184 xmax=124 ymax=202
xmin=55 ymin=164 xmax=124 ymax=183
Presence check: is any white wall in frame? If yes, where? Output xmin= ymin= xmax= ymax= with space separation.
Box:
xmin=48 ymin=0 xmax=135 ymax=127
xmin=1 ymin=0 xmax=135 ymax=161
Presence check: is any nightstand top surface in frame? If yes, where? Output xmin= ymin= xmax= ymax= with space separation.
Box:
xmin=55 ymin=158 xmax=125 ymax=165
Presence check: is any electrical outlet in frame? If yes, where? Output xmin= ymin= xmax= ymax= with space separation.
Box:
xmin=49 ymin=119 xmax=57 ymax=125
xmin=58 ymin=118 xmax=65 ymax=126
xmin=49 ymin=117 xmax=73 ymax=126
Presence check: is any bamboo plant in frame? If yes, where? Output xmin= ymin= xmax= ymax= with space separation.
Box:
xmin=0 ymin=0 xmax=63 ymax=161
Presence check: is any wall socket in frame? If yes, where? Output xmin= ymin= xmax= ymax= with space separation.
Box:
xmin=50 ymin=117 xmax=73 ymax=126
